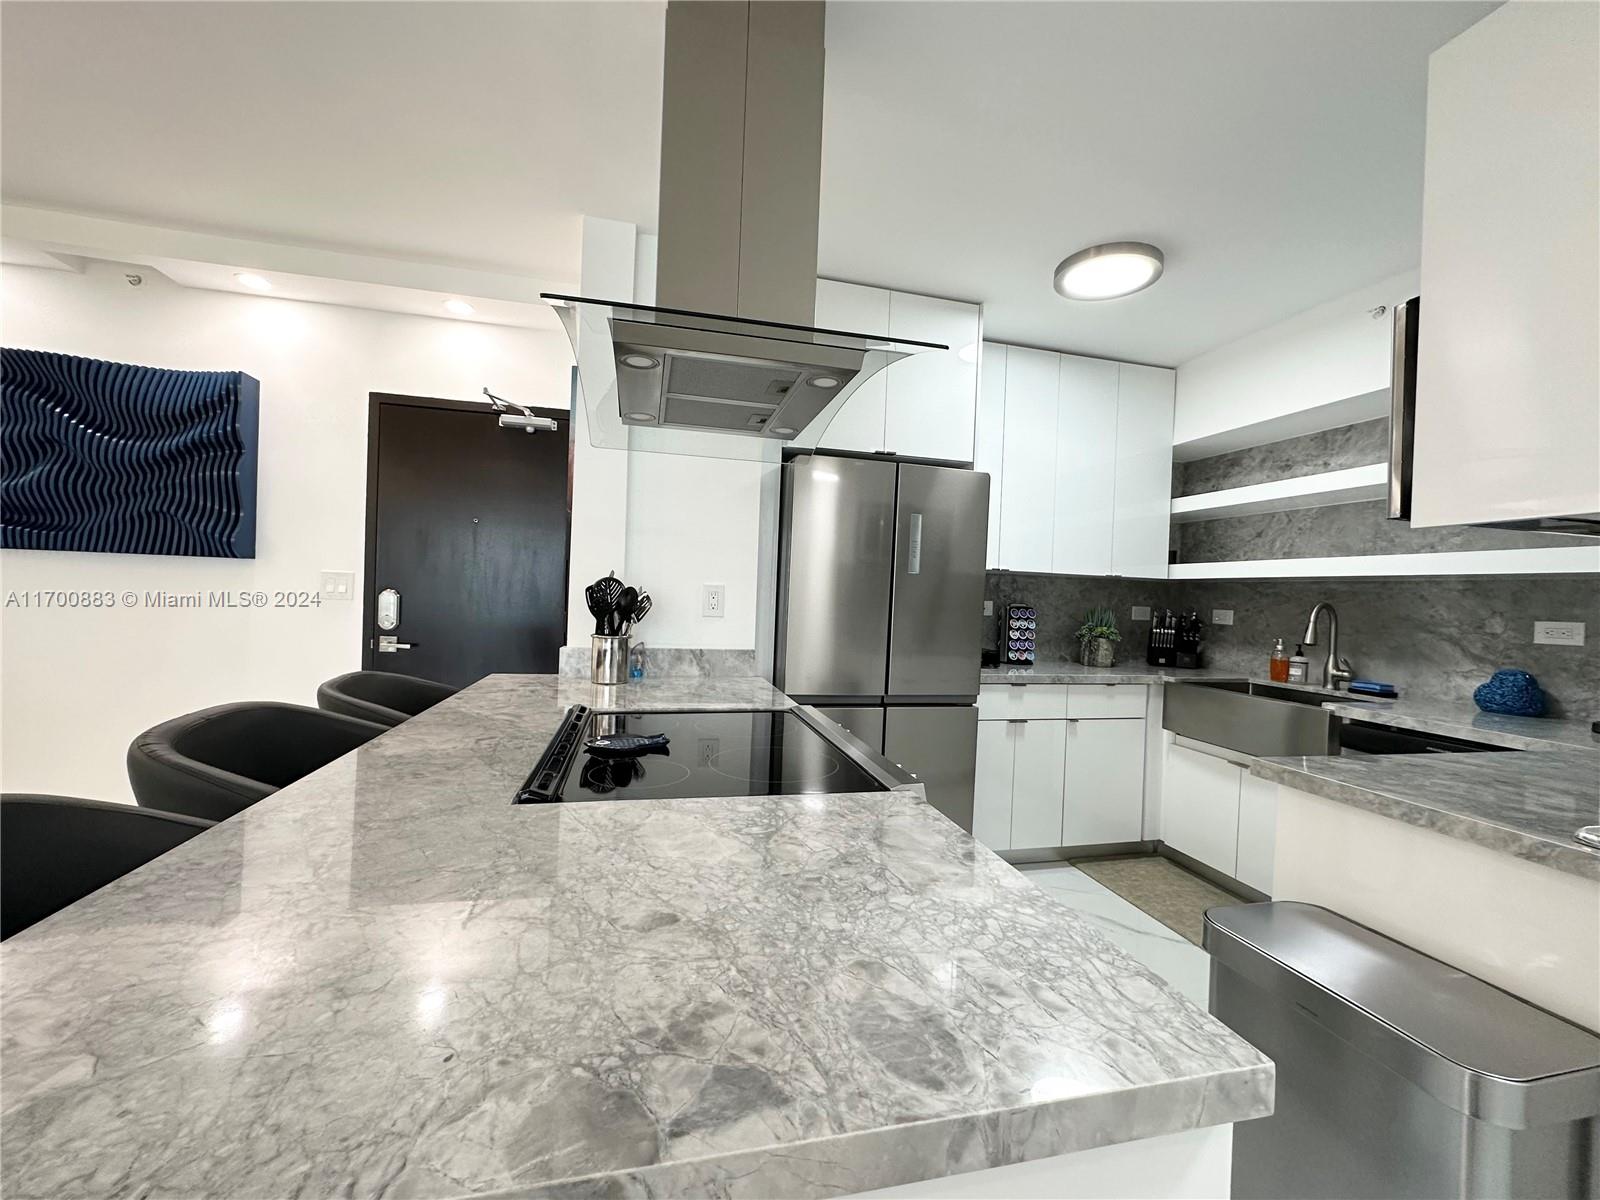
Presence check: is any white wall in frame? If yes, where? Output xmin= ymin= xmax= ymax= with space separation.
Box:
xmin=1173 ymin=269 xmax=1418 ymax=456
xmin=0 ymin=260 xmax=570 ymax=801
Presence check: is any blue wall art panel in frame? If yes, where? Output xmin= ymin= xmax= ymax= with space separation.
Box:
xmin=1 ymin=348 xmax=259 ymax=558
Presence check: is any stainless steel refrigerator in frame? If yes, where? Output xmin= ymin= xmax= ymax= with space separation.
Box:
xmin=774 ymin=453 xmax=988 ymax=830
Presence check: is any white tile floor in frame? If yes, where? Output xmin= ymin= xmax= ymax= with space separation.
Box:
xmin=1015 ymin=864 xmax=1212 ymax=1005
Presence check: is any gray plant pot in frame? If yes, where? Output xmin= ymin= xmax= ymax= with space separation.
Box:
xmin=1080 ymin=637 xmax=1117 ymax=668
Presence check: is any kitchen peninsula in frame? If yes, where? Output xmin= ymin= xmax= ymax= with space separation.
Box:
xmin=0 ymin=674 xmax=1272 ymax=1200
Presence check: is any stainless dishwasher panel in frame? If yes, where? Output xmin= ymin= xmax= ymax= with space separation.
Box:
xmin=886 ymin=463 xmax=988 ymax=700
xmin=1163 ymin=683 xmax=1339 ymax=758
xmin=883 ymin=704 xmax=977 ymax=832
xmin=776 ymin=455 xmax=896 ymax=698
xmin=1205 ymin=901 xmax=1600 ymax=1200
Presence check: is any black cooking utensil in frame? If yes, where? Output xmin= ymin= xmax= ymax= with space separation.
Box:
xmin=612 ymin=586 xmax=639 ymax=636
xmin=628 ymin=591 xmax=652 ymax=630
xmin=585 ymin=732 xmax=670 ymax=757
xmin=586 ymin=573 xmax=625 ymax=636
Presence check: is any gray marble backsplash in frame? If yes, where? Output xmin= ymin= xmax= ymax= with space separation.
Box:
xmin=1174 ymin=418 xmax=1391 ymax=497
xmin=986 ymin=572 xmax=1599 ymax=719
xmin=558 ymin=645 xmax=760 ymax=679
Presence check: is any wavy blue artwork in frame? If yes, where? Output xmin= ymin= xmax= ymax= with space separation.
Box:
xmin=1 ymin=348 xmax=258 ymax=558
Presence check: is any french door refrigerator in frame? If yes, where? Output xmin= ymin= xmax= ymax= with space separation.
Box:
xmin=774 ymin=453 xmax=989 ymax=830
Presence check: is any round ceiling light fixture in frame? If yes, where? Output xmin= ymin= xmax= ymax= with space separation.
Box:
xmin=1052 ymin=242 xmax=1164 ymax=301
xmin=234 ymin=272 xmax=273 ymax=292
xmin=443 ymin=298 xmax=475 ymax=316
xmin=772 ymin=426 xmax=797 ymax=436
xmin=621 ymin=353 xmax=660 ymax=370
xmin=809 ymin=375 xmax=841 ymax=389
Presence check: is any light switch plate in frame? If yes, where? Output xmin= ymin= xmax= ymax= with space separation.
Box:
xmin=1131 ymin=606 xmax=1151 ymax=621
xmin=1533 ymin=620 xmax=1585 ymax=646
xmin=321 ymin=570 xmax=354 ymax=600
xmin=1212 ymin=609 xmax=1234 ymax=626
xmin=702 ymin=583 xmax=726 ymax=618
xmin=983 ymin=599 xmax=994 ymax=617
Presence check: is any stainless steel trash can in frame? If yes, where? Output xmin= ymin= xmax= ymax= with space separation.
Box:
xmin=1204 ymin=902 xmax=1600 ymax=1200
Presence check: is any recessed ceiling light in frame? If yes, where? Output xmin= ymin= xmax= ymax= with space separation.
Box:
xmin=443 ymin=299 xmax=475 ymax=316
xmin=234 ymin=272 xmax=272 ymax=292
xmin=621 ymin=353 xmax=660 ymax=370
xmin=624 ymin=411 xmax=656 ymax=422
xmin=809 ymin=375 xmax=841 ymax=389
xmin=772 ymin=426 xmax=797 ymax=436
xmin=1053 ymin=242 xmax=1164 ymax=301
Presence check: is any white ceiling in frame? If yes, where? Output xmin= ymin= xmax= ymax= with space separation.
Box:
xmin=2 ymin=0 xmax=1494 ymax=364
xmin=0 ymin=1 xmax=666 ymax=290
xmin=818 ymin=1 xmax=1496 ymax=363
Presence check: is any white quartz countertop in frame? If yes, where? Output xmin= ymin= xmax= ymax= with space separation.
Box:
xmin=0 ymin=674 xmax=1271 ymax=1200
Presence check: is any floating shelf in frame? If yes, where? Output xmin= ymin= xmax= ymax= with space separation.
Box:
xmin=1171 ymin=463 xmax=1388 ymax=523
xmin=1169 ymin=545 xmax=1600 ymax=580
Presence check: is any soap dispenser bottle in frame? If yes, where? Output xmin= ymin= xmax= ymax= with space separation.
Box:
xmin=1287 ymin=645 xmax=1310 ymax=685
xmin=1270 ymin=638 xmax=1290 ymax=683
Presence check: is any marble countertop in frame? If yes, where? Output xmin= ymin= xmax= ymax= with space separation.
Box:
xmin=981 ymin=661 xmax=1249 ymax=686
xmin=1253 ymin=749 xmax=1600 ymax=880
xmin=1 ymin=674 xmax=1271 ymax=1200
xmin=1324 ymin=696 xmax=1600 ymax=753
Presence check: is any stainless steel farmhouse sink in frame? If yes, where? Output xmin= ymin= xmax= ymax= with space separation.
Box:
xmin=1163 ymin=681 xmax=1517 ymax=758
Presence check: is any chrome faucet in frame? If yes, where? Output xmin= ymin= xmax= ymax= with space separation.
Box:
xmin=1302 ymin=602 xmax=1354 ymax=690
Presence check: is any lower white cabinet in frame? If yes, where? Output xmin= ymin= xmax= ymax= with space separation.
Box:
xmin=1162 ymin=738 xmax=1277 ymax=894
xmin=1063 ymin=719 xmax=1147 ymax=846
xmin=1162 ymin=741 xmax=1244 ymax=876
xmin=972 ymin=688 xmax=1148 ymax=853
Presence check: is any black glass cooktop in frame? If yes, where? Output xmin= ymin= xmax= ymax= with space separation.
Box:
xmin=515 ymin=707 xmax=889 ymax=804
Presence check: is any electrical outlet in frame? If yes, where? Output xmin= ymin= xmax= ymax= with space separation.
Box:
xmin=698 ymin=737 xmax=720 ymax=766
xmin=1212 ymin=609 xmax=1234 ymax=626
xmin=701 ymin=583 xmax=726 ymax=618
xmin=321 ymin=570 xmax=354 ymax=600
xmin=1131 ymin=605 xmax=1151 ymax=621
xmin=983 ymin=599 xmax=994 ymax=617
xmin=1533 ymin=621 xmax=1585 ymax=646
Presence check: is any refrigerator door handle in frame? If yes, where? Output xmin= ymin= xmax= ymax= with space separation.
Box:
xmin=906 ymin=513 xmax=924 ymax=575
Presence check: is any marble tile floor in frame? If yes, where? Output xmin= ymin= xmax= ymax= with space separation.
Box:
xmin=1070 ymin=855 xmax=1245 ymax=945
xmin=1013 ymin=863 xmax=1214 ymax=1005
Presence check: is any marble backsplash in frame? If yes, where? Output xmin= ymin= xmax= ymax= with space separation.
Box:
xmin=558 ymin=645 xmax=759 ymax=679
xmin=1174 ymin=418 xmax=1390 ymax=497
xmin=990 ymin=571 xmax=1599 ymax=720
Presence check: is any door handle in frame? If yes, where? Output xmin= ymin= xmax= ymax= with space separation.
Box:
xmin=376 ymin=635 xmax=413 ymax=653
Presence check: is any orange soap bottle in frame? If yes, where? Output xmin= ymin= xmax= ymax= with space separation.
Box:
xmin=1269 ymin=637 xmax=1290 ymax=683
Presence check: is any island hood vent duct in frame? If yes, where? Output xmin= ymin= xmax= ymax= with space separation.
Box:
xmin=545 ymin=1 xmax=942 ymax=461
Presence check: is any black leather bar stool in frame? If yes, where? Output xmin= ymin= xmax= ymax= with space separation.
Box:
xmin=316 ymin=670 xmax=458 ymax=728
xmin=1 ymin=794 xmax=214 ymax=940
xmin=127 ymin=702 xmax=387 ymax=822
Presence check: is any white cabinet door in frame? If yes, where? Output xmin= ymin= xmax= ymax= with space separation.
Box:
xmin=811 ymin=279 xmax=889 ymax=453
xmin=1008 ymin=720 xmax=1068 ymax=849
xmin=1062 ymin=718 xmax=1146 ymax=846
xmin=1235 ymin=771 xmax=1277 ymax=895
xmin=885 ymin=291 xmax=980 ymax=463
xmin=976 ymin=343 xmax=1007 ymax=568
xmin=1112 ymin=364 xmax=1175 ymax=579
xmin=997 ymin=347 xmax=1059 ymax=573
xmin=1412 ymin=3 xmax=1599 ymax=529
xmin=972 ymin=720 xmax=1015 ymax=851
xmin=1052 ymin=354 xmax=1118 ymax=575
xmin=1162 ymin=741 xmax=1242 ymax=876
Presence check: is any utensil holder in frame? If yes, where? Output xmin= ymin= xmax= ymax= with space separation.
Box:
xmin=591 ymin=635 xmax=630 ymax=685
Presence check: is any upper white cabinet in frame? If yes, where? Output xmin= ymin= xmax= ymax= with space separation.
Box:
xmin=997 ymin=347 xmax=1060 ymax=572
xmin=811 ymin=279 xmax=980 ymax=463
xmin=1411 ymin=2 xmax=1599 ymax=528
xmin=976 ymin=344 xmax=1007 ymax=567
xmin=1112 ymin=364 xmax=1176 ymax=577
xmin=1053 ymin=355 xmax=1118 ymax=576
xmin=984 ymin=341 xmax=1174 ymax=578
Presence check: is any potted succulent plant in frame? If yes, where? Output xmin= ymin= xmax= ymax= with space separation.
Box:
xmin=1076 ymin=606 xmax=1122 ymax=668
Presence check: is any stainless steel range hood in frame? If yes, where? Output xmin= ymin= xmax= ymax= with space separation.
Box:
xmin=547 ymin=1 xmax=941 ymax=460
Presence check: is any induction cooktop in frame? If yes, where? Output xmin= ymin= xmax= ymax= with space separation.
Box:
xmin=514 ymin=706 xmax=894 ymax=804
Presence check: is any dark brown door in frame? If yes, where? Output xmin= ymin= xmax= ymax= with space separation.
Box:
xmin=363 ymin=394 xmax=568 ymax=687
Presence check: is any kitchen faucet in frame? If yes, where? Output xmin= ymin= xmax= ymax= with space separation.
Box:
xmin=1302 ymin=602 xmax=1354 ymax=690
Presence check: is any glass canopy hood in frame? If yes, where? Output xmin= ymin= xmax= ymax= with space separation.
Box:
xmin=546 ymin=293 xmax=945 ymax=463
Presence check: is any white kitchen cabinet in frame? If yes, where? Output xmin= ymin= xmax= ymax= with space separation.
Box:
xmin=1052 ymin=355 xmax=1118 ymax=575
xmin=976 ymin=344 xmax=1007 ymax=568
xmin=1162 ymin=740 xmax=1242 ymax=876
xmin=996 ymin=347 xmax=1059 ymax=572
xmin=1009 ymin=719 xmax=1069 ymax=850
xmin=885 ymin=291 xmax=980 ymax=463
xmin=1412 ymin=2 xmax=1599 ymax=529
xmin=1112 ymin=364 xmax=1175 ymax=578
xmin=1235 ymin=771 xmax=1277 ymax=895
xmin=810 ymin=279 xmax=889 ymax=453
xmin=1062 ymin=718 xmax=1146 ymax=846
xmin=972 ymin=719 xmax=1015 ymax=851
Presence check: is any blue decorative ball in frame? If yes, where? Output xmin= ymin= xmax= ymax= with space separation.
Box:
xmin=1473 ymin=669 xmax=1546 ymax=717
